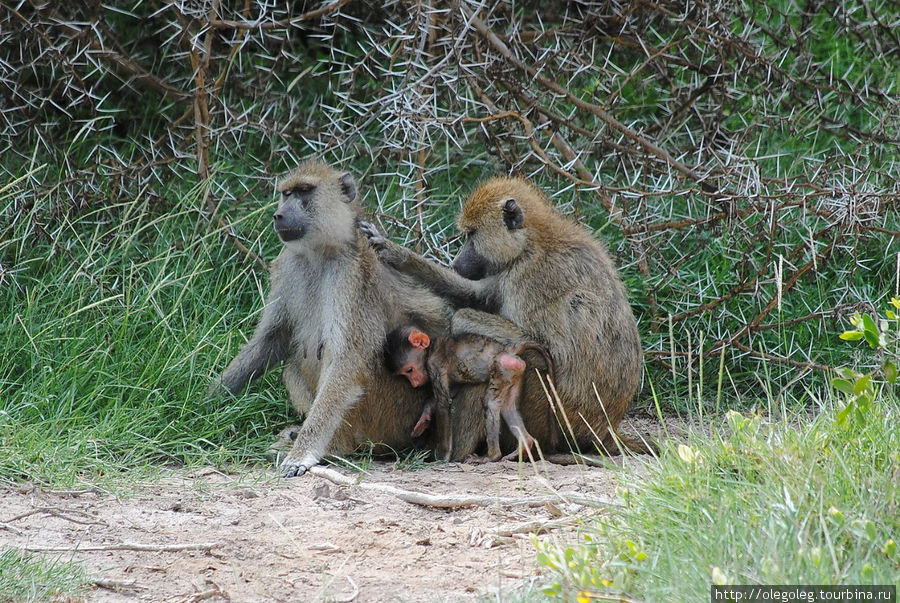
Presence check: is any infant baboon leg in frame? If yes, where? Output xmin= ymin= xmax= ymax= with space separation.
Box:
xmin=493 ymin=353 xmax=537 ymax=461
xmin=450 ymin=384 xmax=489 ymax=461
xmin=500 ymin=422 xmax=537 ymax=462
xmin=428 ymin=368 xmax=455 ymax=462
xmin=483 ymin=391 xmax=503 ymax=462
xmin=431 ymin=403 xmax=453 ymax=462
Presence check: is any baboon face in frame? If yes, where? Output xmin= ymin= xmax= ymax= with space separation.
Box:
xmin=384 ymin=326 xmax=431 ymax=388
xmin=453 ymin=178 xmax=530 ymax=279
xmin=274 ymin=161 xmax=358 ymax=247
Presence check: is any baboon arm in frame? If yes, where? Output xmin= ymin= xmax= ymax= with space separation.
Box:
xmin=450 ymin=308 xmax=527 ymax=346
xmin=210 ymin=326 xmax=287 ymax=396
xmin=407 ymin=254 xmax=490 ymax=308
xmin=374 ymin=239 xmax=489 ymax=308
xmin=278 ymin=360 xmax=365 ymax=478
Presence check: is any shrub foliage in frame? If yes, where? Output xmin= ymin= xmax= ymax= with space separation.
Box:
xmin=2 ymin=0 xmax=898 ymax=400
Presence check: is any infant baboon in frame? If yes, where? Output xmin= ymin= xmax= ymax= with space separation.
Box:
xmin=209 ymin=160 xmax=455 ymax=476
xmin=384 ymin=325 xmax=554 ymax=462
xmin=366 ymin=177 xmax=650 ymax=458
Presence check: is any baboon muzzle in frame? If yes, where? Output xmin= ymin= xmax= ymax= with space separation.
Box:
xmin=452 ymin=242 xmax=488 ymax=280
xmin=274 ymin=212 xmax=305 ymax=242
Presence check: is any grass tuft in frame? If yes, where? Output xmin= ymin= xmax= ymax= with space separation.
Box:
xmin=536 ymin=393 xmax=900 ymax=599
xmin=0 ymin=550 xmax=89 ymax=602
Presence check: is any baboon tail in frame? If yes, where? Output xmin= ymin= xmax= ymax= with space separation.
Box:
xmin=541 ymin=429 xmax=658 ymax=466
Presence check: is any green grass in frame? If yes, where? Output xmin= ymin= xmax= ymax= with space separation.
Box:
xmin=1 ymin=0 xmax=896 ymax=493
xmin=0 ymin=550 xmax=89 ymax=601
xmin=534 ymin=393 xmax=900 ymax=600
xmin=0 ymin=178 xmax=295 ymax=486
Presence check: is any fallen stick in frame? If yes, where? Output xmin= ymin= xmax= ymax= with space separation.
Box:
xmin=22 ymin=542 xmax=219 ymax=553
xmin=494 ymin=516 xmax=584 ymax=538
xmin=92 ymin=578 xmax=138 ymax=590
xmin=180 ymin=587 xmax=225 ymax=602
xmin=307 ymin=466 xmax=611 ymax=509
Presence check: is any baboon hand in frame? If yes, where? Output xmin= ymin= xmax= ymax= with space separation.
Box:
xmin=358 ymin=221 xmax=388 ymax=249
xmin=278 ymin=458 xmax=310 ymax=478
xmin=278 ymin=451 xmax=319 ymax=478
xmin=359 ymin=221 xmax=411 ymax=266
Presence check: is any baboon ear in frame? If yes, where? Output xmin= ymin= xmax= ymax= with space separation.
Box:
xmin=502 ymin=198 xmax=524 ymax=230
xmin=408 ymin=329 xmax=431 ymax=350
xmin=339 ymin=172 xmax=357 ymax=203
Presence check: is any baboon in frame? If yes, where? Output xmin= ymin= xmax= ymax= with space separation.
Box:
xmin=365 ymin=176 xmax=649 ymax=458
xmin=208 ymin=160 xmax=455 ymax=477
xmin=383 ymin=324 xmax=555 ymax=462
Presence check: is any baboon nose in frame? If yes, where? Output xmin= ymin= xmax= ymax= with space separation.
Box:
xmin=274 ymin=212 xmax=284 ymax=222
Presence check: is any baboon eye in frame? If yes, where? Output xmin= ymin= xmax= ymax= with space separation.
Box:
xmin=282 ymin=185 xmax=314 ymax=208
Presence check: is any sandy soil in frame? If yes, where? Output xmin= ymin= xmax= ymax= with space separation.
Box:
xmin=0 ymin=416 xmax=675 ymax=602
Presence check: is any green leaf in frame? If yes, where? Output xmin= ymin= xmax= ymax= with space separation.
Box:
xmin=865 ymin=520 xmax=877 ymax=541
xmin=861 ymin=563 xmax=874 ymax=580
xmin=725 ymin=409 xmax=747 ymax=431
xmin=884 ymin=362 xmax=898 ymax=384
xmin=891 ymin=297 xmax=900 ymax=310
xmin=831 ymin=378 xmax=855 ymax=395
xmin=836 ymin=403 xmax=852 ymax=427
xmin=853 ymin=374 xmax=872 ymax=396
xmin=836 ymin=367 xmax=861 ymax=379
xmin=861 ymin=314 xmax=879 ymax=348
xmin=839 ymin=331 xmax=864 ymax=341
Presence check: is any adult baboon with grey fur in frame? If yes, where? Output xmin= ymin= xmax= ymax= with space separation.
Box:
xmin=209 ymin=160 xmax=453 ymax=477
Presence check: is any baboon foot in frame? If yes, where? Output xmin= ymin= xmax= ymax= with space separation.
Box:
xmin=500 ymin=438 xmax=537 ymax=462
xmin=465 ymin=452 xmax=502 ymax=464
xmin=500 ymin=448 xmax=532 ymax=462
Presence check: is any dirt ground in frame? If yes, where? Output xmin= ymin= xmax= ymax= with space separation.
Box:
xmin=0 ymin=416 xmax=676 ymax=602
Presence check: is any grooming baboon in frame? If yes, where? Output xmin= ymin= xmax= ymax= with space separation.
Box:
xmin=209 ymin=160 xmax=454 ymax=477
xmin=384 ymin=324 xmax=555 ymax=462
xmin=365 ymin=176 xmax=649 ymax=458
